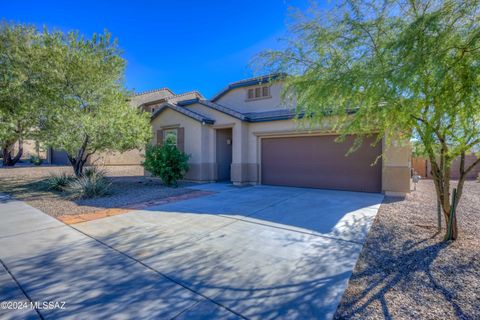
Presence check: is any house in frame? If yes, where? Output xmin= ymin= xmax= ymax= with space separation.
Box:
xmin=144 ymin=74 xmax=411 ymax=196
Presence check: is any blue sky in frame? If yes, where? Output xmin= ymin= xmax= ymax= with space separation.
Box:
xmin=2 ymin=0 xmax=315 ymax=98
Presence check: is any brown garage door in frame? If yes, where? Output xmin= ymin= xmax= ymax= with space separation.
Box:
xmin=261 ymin=135 xmax=382 ymax=193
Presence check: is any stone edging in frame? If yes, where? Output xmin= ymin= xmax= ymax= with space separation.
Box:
xmin=57 ymin=190 xmax=214 ymax=225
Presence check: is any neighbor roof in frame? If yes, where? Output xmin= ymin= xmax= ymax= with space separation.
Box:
xmin=210 ymin=73 xmax=287 ymax=102
xmin=130 ymin=88 xmax=175 ymax=107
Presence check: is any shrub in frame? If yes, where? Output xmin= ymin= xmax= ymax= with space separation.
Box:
xmin=83 ymin=166 xmax=107 ymax=179
xmin=29 ymin=155 xmax=43 ymax=166
xmin=143 ymin=143 xmax=189 ymax=186
xmin=44 ymin=173 xmax=74 ymax=191
xmin=66 ymin=169 xmax=111 ymax=199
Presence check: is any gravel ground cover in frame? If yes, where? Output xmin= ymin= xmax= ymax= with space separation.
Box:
xmin=0 ymin=166 xmax=196 ymax=217
xmin=335 ymin=179 xmax=480 ymax=320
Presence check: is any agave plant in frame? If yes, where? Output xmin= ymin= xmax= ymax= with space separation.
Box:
xmin=44 ymin=173 xmax=74 ymax=191
xmin=66 ymin=169 xmax=111 ymax=199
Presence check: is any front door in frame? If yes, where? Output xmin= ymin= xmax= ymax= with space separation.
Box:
xmin=216 ymin=128 xmax=233 ymax=181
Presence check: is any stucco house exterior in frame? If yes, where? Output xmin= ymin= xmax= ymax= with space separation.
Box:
xmin=143 ymin=74 xmax=411 ymax=196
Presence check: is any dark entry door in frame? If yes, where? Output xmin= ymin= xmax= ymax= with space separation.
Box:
xmin=216 ymin=128 xmax=233 ymax=181
xmin=261 ymin=135 xmax=382 ymax=193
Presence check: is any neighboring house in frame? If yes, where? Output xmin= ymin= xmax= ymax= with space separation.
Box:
xmin=46 ymin=88 xmax=203 ymax=166
xmin=146 ymin=74 xmax=411 ymax=196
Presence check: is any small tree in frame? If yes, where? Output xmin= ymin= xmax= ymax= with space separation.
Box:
xmin=143 ymin=136 xmax=189 ymax=186
xmin=0 ymin=23 xmax=54 ymax=166
xmin=44 ymin=31 xmax=151 ymax=176
xmin=257 ymin=0 xmax=480 ymax=240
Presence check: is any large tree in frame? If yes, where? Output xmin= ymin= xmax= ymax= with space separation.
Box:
xmin=0 ymin=23 xmax=54 ymax=166
xmin=258 ymin=0 xmax=480 ymax=240
xmin=44 ymin=31 xmax=151 ymax=176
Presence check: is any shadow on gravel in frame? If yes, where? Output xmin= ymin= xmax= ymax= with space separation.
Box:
xmin=334 ymin=228 xmax=473 ymax=320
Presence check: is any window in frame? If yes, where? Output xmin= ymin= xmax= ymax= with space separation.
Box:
xmin=255 ymin=87 xmax=261 ymax=98
xmin=151 ymin=107 xmax=155 ymax=113
xmin=248 ymin=88 xmax=254 ymax=99
xmin=163 ymin=129 xmax=178 ymax=146
xmin=262 ymin=86 xmax=269 ymax=97
xmin=246 ymin=85 xmax=271 ymax=100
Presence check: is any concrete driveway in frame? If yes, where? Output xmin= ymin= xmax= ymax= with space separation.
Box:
xmin=0 ymin=184 xmax=383 ymax=319
xmin=76 ymin=183 xmax=383 ymax=319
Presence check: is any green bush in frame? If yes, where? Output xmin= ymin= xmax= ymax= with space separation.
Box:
xmin=29 ymin=155 xmax=43 ymax=166
xmin=143 ymin=143 xmax=190 ymax=186
xmin=44 ymin=173 xmax=74 ymax=191
xmin=66 ymin=169 xmax=111 ymax=199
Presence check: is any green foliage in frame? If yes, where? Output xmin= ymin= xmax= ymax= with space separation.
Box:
xmin=44 ymin=173 xmax=74 ymax=191
xmin=411 ymin=140 xmax=429 ymax=158
xmin=41 ymin=30 xmax=152 ymax=176
xmin=29 ymin=155 xmax=43 ymax=166
xmin=65 ymin=169 xmax=111 ymax=199
xmin=143 ymin=144 xmax=189 ymax=186
xmin=0 ymin=22 xmax=56 ymax=165
xmin=1 ymin=21 xmax=151 ymax=171
xmin=257 ymin=0 xmax=480 ymax=240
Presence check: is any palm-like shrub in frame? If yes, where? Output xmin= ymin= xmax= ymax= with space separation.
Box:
xmin=83 ymin=166 xmax=107 ymax=179
xmin=143 ymin=142 xmax=189 ymax=186
xmin=66 ymin=169 xmax=111 ymax=199
xmin=45 ymin=173 xmax=74 ymax=191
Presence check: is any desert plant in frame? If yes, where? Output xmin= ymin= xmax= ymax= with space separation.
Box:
xmin=44 ymin=173 xmax=74 ymax=191
xmin=83 ymin=166 xmax=107 ymax=179
xmin=66 ymin=170 xmax=111 ymax=199
xmin=29 ymin=155 xmax=43 ymax=166
xmin=143 ymin=143 xmax=189 ymax=187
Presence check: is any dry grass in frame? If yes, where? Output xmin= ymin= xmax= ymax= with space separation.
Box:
xmin=335 ymin=179 xmax=480 ymax=320
xmin=0 ymin=165 xmax=195 ymax=217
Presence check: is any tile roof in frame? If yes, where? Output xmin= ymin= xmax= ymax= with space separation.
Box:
xmin=130 ymin=88 xmax=175 ymax=107
xmin=197 ymin=100 xmax=248 ymax=121
xmin=176 ymin=97 xmax=300 ymax=122
xmin=244 ymin=109 xmax=299 ymax=122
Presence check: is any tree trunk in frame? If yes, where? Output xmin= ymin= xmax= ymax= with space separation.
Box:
xmin=67 ymin=136 xmax=93 ymax=177
xmin=429 ymin=148 xmax=458 ymax=241
xmin=68 ymin=153 xmax=88 ymax=177
xmin=1 ymin=140 xmax=23 ymax=166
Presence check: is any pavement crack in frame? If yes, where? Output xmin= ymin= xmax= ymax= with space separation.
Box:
xmin=0 ymin=258 xmax=44 ymax=320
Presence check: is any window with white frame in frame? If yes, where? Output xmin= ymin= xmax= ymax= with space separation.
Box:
xmin=246 ymin=85 xmax=270 ymax=100
xmin=163 ymin=129 xmax=178 ymax=146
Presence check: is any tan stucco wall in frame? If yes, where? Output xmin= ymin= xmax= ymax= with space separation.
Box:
xmin=150 ymin=108 xmax=212 ymax=181
xmin=382 ymin=139 xmax=412 ymax=195
xmin=13 ymin=140 xmax=47 ymax=160
xmin=87 ymin=149 xmax=144 ymax=166
xmin=184 ymin=103 xmax=245 ymax=182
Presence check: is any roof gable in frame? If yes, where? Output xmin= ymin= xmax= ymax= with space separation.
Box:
xmin=210 ymin=73 xmax=286 ymax=102
xmin=151 ymin=103 xmax=215 ymax=124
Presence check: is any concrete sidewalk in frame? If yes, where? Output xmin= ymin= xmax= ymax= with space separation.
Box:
xmin=0 ymin=195 xmax=240 ymax=320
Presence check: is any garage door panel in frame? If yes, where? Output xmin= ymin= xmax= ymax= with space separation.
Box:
xmin=261 ymin=135 xmax=382 ymax=193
